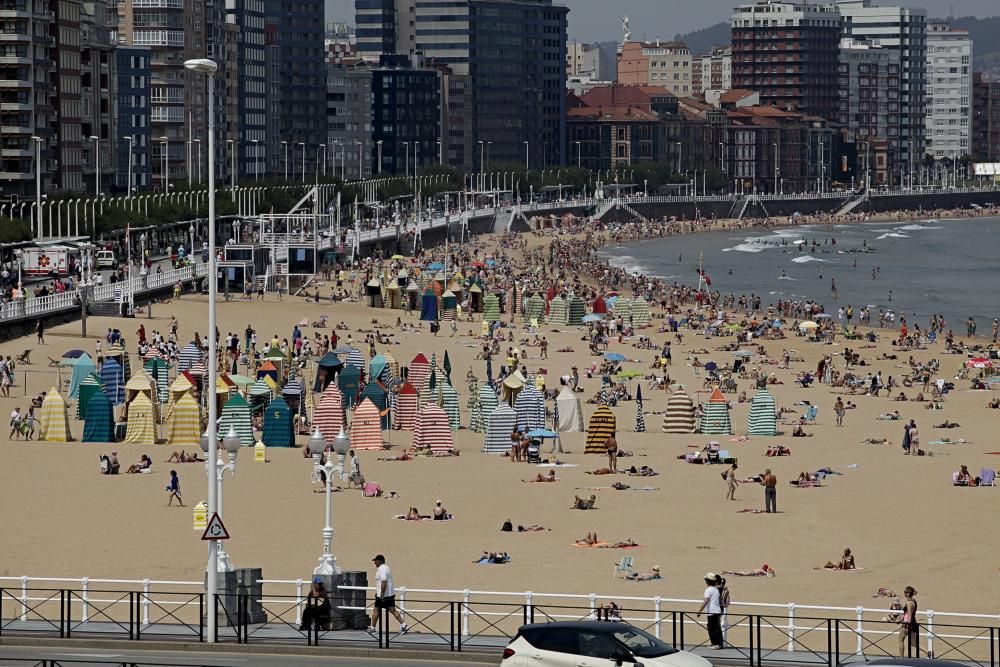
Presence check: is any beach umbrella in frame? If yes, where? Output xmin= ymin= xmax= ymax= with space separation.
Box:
xmin=124 ymin=392 xmax=157 ymax=445
xmin=556 ymin=387 xmax=583 ymax=432
xmin=350 ymin=398 xmax=385 ymax=450
xmin=166 ymin=392 xmax=201 ymax=447
xmin=483 ymin=402 xmax=516 ymax=454
xmin=526 ymin=428 xmax=557 ymax=438
xmin=585 ymin=405 xmax=616 ymax=454
xmin=747 ymin=389 xmax=778 ymax=436
xmin=62 ymin=349 xmax=86 ymax=359
xmin=634 ymin=386 xmax=646 ymax=433
xmin=704 ymin=361 xmax=718 ymax=372
xmin=262 ymin=396 xmax=295 ymax=447
xmin=411 ymin=403 xmax=454 ymax=453
xmin=443 ymin=350 xmax=452 ymax=383
xmin=315 ymin=382 xmax=346 ymax=440
xmin=967 ymin=358 xmax=992 ymax=369
xmin=604 ymin=352 xmax=627 ymax=362
xmin=427 ymin=262 xmax=445 ymax=271
xmin=582 ymin=314 xmax=603 ymax=323
xmin=663 ymin=389 xmax=696 ymax=434
xmin=82 ymin=388 xmax=114 ymax=443
xmin=799 ymin=321 xmax=819 ymax=330
xmin=219 ymin=393 xmax=255 ymax=447
xmin=514 ymin=384 xmax=545 ymax=432
xmin=699 ymin=387 xmax=732 ymax=435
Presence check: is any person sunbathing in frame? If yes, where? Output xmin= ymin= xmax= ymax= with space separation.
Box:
xmin=586 ymin=468 xmax=615 ymax=475
xmin=405 ymin=507 xmax=422 ymax=521
xmin=894 ymin=392 xmax=909 ymax=401
xmin=473 ymin=552 xmax=509 ymax=564
xmin=723 ymin=564 xmax=774 ymax=577
xmin=954 ymin=465 xmax=976 ymax=486
xmin=792 ymin=424 xmax=812 ymax=437
xmin=790 ymin=472 xmax=821 ymax=487
xmin=126 ymin=454 xmax=153 ymax=474
xmin=935 ymin=420 xmax=960 ymax=428
xmin=819 ymin=548 xmax=856 ymax=570
xmin=517 ymin=524 xmax=547 ymax=532
xmin=862 ymin=437 xmax=891 ymax=445
xmin=625 ymin=566 xmax=661 ymax=581
xmin=765 ymin=445 xmax=790 ymax=457
xmin=599 ymin=538 xmax=638 ymax=548
xmin=165 ymin=451 xmax=203 ymax=463
xmin=878 ymin=411 xmax=902 ymax=420
xmin=524 ymin=470 xmax=558 ymax=482
xmin=627 ymin=465 xmax=658 ymax=476
xmin=571 ymin=494 xmax=597 ymax=510
xmin=575 ymin=531 xmax=599 ymax=546
xmin=378 ymin=451 xmax=413 ymax=461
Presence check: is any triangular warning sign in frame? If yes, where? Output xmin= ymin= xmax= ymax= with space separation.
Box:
xmin=200 ymin=512 xmax=230 ymax=541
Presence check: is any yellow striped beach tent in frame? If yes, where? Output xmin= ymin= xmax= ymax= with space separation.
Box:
xmin=483 ymin=293 xmax=501 ymax=323
xmin=124 ymin=392 xmax=157 ymax=445
xmin=125 ymin=372 xmax=160 ymax=423
xmin=166 ymin=392 xmax=201 ymax=447
xmin=584 ymin=405 xmax=616 ymax=454
xmin=38 ymin=387 xmax=73 ymax=442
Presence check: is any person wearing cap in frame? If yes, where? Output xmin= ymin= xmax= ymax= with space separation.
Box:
xmin=898 ymin=586 xmax=918 ymax=657
xmin=299 ymin=578 xmax=330 ymax=631
xmin=368 ymin=555 xmax=407 ymax=635
xmin=696 ymin=573 xmax=724 ymax=649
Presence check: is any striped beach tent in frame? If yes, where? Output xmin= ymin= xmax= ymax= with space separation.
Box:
xmin=699 ymin=387 xmax=732 ymax=435
xmin=394 ymin=381 xmax=418 ymax=430
xmin=747 ymin=389 xmax=778 ymax=436
xmin=438 ymin=381 xmax=460 ymax=431
xmin=38 ymin=388 xmax=73 ymax=442
xmin=663 ymin=389 xmax=696 ymax=434
xmin=514 ymin=384 xmax=545 ymax=432
xmin=634 ymin=386 xmax=646 ymax=433
xmin=256 ymin=360 xmax=279 ymax=383
xmin=350 ymin=398 xmax=385 ymax=450
xmin=125 ymin=372 xmax=160 ymax=423
xmin=567 ymin=296 xmax=586 ymax=326
xmin=76 ymin=373 xmax=103 ymax=420
xmin=483 ymin=294 xmax=501 ymax=323
xmin=382 ymin=351 xmax=400 ymax=383
xmin=143 ymin=358 xmax=171 ymax=406
xmin=124 ymin=392 xmax=157 ymax=445
xmin=342 ymin=347 xmax=365 ymax=370
xmin=338 ymin=364 xmax=362 ymax=410
xmin=631 ymin=298 xmax=652 ymax=328
xmin=248 ymin=378 xmax=273 ymax=399
xmin=100 ymin=358 xmax=125 ymax=404
xmin=177 ymin=342 xmax=203 ymax=373
xmin=68 ymin=353 xmax=96 ymax=400
xmin=166 ymin=392 xmax=201 ymax=448
xmin=556 ymin=386 xmax=584 ymax=432
xmin=219 ymin=393 xmax=255 ymax=447
xmin=470 ymin=385 xmax=498 ymax=432
xmin=524 ymin=294 xmax=545 ymax=323
xmin=412 ymin=403 xmax=454 ymax=453
xmin=614 ymin=298 xmax=633 ymax=327
xmin=483 ymin=402 xmax=517 ymax=454
xmin=262 ymin=396 xmax=295 ymax=447
xmin=314 ymin=383 xmax=346 ymax=442
xmin=408 ymin=353 xmax=431 ymax=391
xmin=547 ymin=295 xmax=568 ymax=325
xmin=440 ymin=290 xmax=457 ymax=321
xmin=584 ymin=405 xmax=616 ymax=454
xmin=360 ymin=381 xmax=390 ymax=429
xmin=82 ymin=388 xmax=114 ymax=443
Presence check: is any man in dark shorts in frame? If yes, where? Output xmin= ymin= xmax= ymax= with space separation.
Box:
xmin=368 ymin=554 xmax=407 ymax=634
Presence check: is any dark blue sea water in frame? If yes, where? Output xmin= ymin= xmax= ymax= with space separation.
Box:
xmin=598 ymin=216 xmax=1000 ymax=330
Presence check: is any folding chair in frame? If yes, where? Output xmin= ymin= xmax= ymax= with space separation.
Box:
xmin=612 ymin=555 xmax=634 ymax=579
xmin=804 ymin=405 xmax=818 ymax=423
xmin=15 ymin=349 xmax=32 ymax=365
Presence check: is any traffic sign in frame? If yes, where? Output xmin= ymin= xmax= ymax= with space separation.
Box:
xmin=200 ymin=512 xmax=230 ymax=541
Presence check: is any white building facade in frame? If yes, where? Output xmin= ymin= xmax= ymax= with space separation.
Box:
xmin=925 ymin=20 xmax=973 ymax=161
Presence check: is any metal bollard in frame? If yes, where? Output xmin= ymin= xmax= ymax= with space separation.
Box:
xmin=926 ymin=610 xmax=934 ymax=658
xmin=81 ymin=577 xmax=89 ymax=623
xmin=653 ymin=596 xmax=662 ymax=639
xmin=525 ymin=591 xmax=533 ymax=624
xmin=295 ymin=578 xmax=303 ymax=625
xmin=589 ymin=593 xmax=597 ymax=620
xmin=20 ymin=576 xmax=28 ymax=622
xmin=142 ymin=579 xmax=150 ymax=626
xmin=855 ymin=606 xmax=865 ymax=655
xmin=787 ymin=602 xmax=796 ymax=652
xmin=462 ymin=589 xmax=470 ymax=639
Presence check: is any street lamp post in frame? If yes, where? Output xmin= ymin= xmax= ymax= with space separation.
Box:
xmin=89 ymin=135 xmax=101 ymax=197
xmin=524 ymin=141 xmax=529 ymax=171
xmin=193 ymin=139 xmax=202 ymax=183
xmin=356 ymin=140 xmax=362 ymax=179
xmin=251 ymin=139 xmax=259 ymax=182
xmin=184 ymin=56 xmax=220 ymax=644
xmin=226 ymin=139 xmax=235 ymax=201
xmin=376 ymin=140 xmax=383 ymax=174
xmin=31 ymin=135 xmax=42 ymax=237
xmin=312 ymin=427 xmax=350 ymax=575
xmin=200 ymin=427 xmax=241 ymax=573
xmin=159 ymin=137 xmax=170 ymax=195
xmin=320 ymin=143 xmax=326 ymax=178
xmin=403 ymin=141 xmax=409 ymax=178
xmin=478 ymin=141 xmax=484 ymax=192
xmin=124 ymin=137 xmax=134 ymax=196
xmin=282 ymin=141 xmax=289 ymax=181
xmin=576 ymin=141 xmax=581 ymax=167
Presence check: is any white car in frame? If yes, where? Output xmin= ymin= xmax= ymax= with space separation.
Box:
xmin=501 ymin=621 xmax=713 ymax=667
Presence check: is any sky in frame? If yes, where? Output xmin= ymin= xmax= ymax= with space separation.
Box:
xmin=325 ymin=0 xmax=998 ymax=43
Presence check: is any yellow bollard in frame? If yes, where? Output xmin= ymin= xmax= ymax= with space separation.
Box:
xmin=254 ymin=441 xmax=266 ymax=462
xmin=481 ymin=320 xmax=489 ymax=337
xmin=193 ymin=501 xmax=207 ymax=531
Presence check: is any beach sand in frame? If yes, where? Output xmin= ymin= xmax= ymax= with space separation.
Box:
xmin=1 ymin=231 xmax=997 ymax=616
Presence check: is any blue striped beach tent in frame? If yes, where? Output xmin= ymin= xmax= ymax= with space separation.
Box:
xmin=262 ymin=395 xmax=295 ymax=447
xmin=82 ymin=388 xmax=114 ymax=443
xmin=76 ymin=373 xmax=103 ymax=420
xmin=177 ymin=342 xmax=202 ymax=373
xmin=100 ymin=358 xmax=126 ymax=405
xmin=514 ymin=384 xmax=545 ymax=432
xmin=483 ymin=402 xmax=517 ymax=454
xmin=68 ymin=353 xmax=96 ymax=400
xmin=219 ymin=393 xmax=255 ymax=447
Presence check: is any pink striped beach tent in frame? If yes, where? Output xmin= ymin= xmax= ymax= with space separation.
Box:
xmin=350 ymin=398 xmax=385 ymax=450
xmin=394 ymin=381 xmax=419 ymax=430
xmin=411 ymin=403 xmax=454 ymax=453
xmin=314 ymin=382 xmax=345 ymax=443
xmin=408 ymin=353 xmax=430 ymax=392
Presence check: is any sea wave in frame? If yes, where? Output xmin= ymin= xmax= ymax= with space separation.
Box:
xmin=896 ymin=224 xmax=943 ymax=231
xmin=777 ymin=276 xmax=799 ymax=281
xmin=876 ymin=232 xmax=910 ymax=240
xmin=790 ymin=256 xmax=828 ymax=264
xmin=722 ymin=242 xmax=770 ymax=253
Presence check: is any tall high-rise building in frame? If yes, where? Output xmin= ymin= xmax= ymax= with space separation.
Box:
xmin=115 ymin=47 xmax=153 ymax=192
xmin=327 ymin=60 xmax=373 ymax=180
xmin=836 ymin=0 xmax=926 ymax=183
xmin=356 ymin=0 xmax=568 ymax=170
xmin=730 ymin=1 xmax=842 ymax=120
xmin=226 ymin=0 xmax=268 ymax=179
xmin=972 ymin=73 xmax=1000 ymax=162
xmin=925 ymin=20 xmax=972 ymax=162
xmin=838 ymin=38 xmax=900 ymax=185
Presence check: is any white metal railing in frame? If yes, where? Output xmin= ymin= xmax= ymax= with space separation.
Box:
xmin=3 ymin=574 xmax=998 ymax=658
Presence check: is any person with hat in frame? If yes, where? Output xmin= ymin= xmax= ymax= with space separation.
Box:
xmin=298 ymin=578 xmax=331 ymax=631
xmin=696 ymin=572 xmax=724 ymax=649
xmin=368 ymin=554 xmax=407 ymax=635
xmin=898 ymin=586 xmax=918 ymax=657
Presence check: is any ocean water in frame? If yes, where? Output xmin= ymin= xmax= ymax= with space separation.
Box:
xmin=598 ymin=216 xmax=1000 ymax=329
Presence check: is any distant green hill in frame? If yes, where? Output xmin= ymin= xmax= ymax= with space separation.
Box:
xmin=673 ymin=22 xmax=729 ymax=56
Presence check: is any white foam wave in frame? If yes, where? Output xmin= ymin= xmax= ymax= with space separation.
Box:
xmin=896 ymin=224 xmax=943 ymax=231
xmin=777 ymin=276 xmax=799 ymax=281
xmin=790 ymin=256 xmax=828 ymax=264
xmin=876 ymin=233 xmax=910 ymax=240
xmin=722 ymin=242 xmax=769 ymax=253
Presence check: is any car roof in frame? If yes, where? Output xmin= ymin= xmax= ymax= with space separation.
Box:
xmin=519 ymin=621 xmax=635 ymax=633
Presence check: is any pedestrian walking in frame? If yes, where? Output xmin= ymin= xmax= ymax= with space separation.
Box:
xmin=762 ymin=468 xmax=777 ymax=513
xmin=166 ymin=470 xmax=183 ymax=506
xmin=368 ymin=554 xmax=408 ymax=635
xmin=35 ymin=319 xmax=44 ymax=345
xmin=898 ymin=586 xmax=919 ymax=657
xmin=724 ymin=463 xmax=738 ymax=501
xmin=605 ymin=434 xmax=618 ymax=473
xmin=834 ymin=398 xmax=845 ymax=427
xmin=696 ymin=573 xmax=724 ymax=649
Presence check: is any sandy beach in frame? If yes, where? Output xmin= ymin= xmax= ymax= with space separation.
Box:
xmin=2 ymin=223 xmax=998 ymax=617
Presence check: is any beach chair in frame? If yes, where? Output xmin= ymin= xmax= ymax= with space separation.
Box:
xmin=612 ymin=555 xmax=634 ymax=579
xmin=804 ymin=405 xmax=818 ymax=423
xmin=15 ymin=349 xmax=32 ymax=365
xmin=47 ymin=357 xmax=61 ymax=367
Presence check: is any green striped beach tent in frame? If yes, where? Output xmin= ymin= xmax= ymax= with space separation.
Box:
xmin=630 ymin=297 xmax=651 ymax=328
xmin=483 ymin=402 xmax=517 ymax=454
xmin=470 ymin=384 xmax=498 ymax=433
xmin=483 ymin=294 xmax=501 ymax=323
xmin=547 ymin=295 xmax=568 ymax=325
xmin=613 ymin=297 xmax=632 ymax=321
xmin=699 ymin=387 xmax=732 ymax=435
xmin=567 ymin=296 xmax=586 ymax=326
xmin=219 ymin=393 xmax=255 ymax=447
xmin=524 ymin=293 xmax=545 ymax=323
xmin=76 ymin=373 xmax=103 ymax=420
xmin=747 ymin=389 xmax=778 ymax=436
xmin=438 ymin=381 xmax=461 ymax=431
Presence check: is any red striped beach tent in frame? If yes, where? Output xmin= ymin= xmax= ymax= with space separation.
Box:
xmin=394 ymin=381 xmax=419 ymax=430
xmin=350 ymin=398 xmax=385 ymax=450
xmin=408 ymin=353 xmax=430 ymax=391
xmin=314 ymin=382 xmax=345 ymax=442
xmin=411 ymin=403 xmax=454 ymax=453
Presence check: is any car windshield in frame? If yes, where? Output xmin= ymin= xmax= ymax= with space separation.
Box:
xmin=613 ymin=627 xmax=677 ymax=658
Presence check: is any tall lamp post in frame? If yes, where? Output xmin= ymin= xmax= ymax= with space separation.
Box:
xmin=282 ymin=141 xmax=289 ymax=181
xmin=200 ymin=427 xmax=241 ymax=573
xmin=124 ymin=136 xmax=134 ymax=196
xmin=226 ymin=139 xmax=236 ymax=201
xmin=184 ymin=56 xmax=220 ymax=644
xmin=193 ymin=139 xmax=203 ymax=183
xmin=31 ymin=135 xmax=42 ymax=237
xmin=251 ymin=139 xmax=260 ymax=182
xmin=298 ymin=142 xmax=305 ymax=183
xmin=89 ymin=135 xmax=101 ymax=197
xmin=159 ymin=137 xmax=170 ymax=195
xmin=376 ymin=140 xmax=383 ymax=174
xmin=312 ymin=427 xmax=350 ymax=575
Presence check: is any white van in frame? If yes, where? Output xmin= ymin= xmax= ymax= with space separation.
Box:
xmin=96 ymin=250 xmax=116 ymax=268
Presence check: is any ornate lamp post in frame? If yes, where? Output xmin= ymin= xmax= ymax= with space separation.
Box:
xmin=312 ymin=427 xmax=350 ymax=575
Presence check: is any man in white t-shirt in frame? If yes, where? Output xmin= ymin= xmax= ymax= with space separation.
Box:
xmin=368 ymin=554 xmax=407 ymax=635
xmin=696 ymin=572 xmax=724 ymax=649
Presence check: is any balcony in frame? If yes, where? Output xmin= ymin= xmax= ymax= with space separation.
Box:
xmin=133 ymin=29 xmax=184 ymax=47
